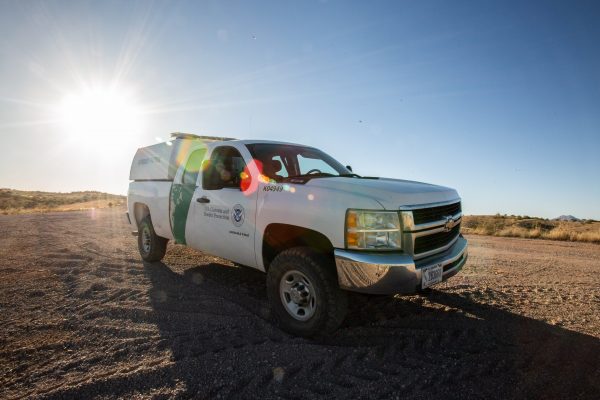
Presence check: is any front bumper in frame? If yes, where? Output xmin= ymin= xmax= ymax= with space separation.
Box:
xmin=334 ymin=235 xmax=468 ymax=295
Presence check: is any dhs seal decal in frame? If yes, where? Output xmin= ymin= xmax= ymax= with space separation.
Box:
xmin=231 ymin=204 xmax=245 ymax=227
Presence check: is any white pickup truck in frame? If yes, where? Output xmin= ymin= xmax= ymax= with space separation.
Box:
xmin=127 ymin=133 xmax=467 ymax=336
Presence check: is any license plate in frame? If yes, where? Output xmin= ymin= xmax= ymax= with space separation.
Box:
xmin=421 ymin=263 xmax=443 ymax=289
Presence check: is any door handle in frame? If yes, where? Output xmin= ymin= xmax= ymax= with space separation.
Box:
xmin=196 ymin=196 xmax=210 ymax=203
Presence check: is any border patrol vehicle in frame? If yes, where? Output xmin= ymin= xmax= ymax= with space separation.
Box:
xmin=127 ymin=133 xmax=467 ymax=336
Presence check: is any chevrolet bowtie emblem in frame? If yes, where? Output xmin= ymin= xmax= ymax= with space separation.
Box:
xmin=443 ymin=216 xmax=456 ymax=232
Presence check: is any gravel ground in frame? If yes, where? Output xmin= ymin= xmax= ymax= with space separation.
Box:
xmin=1 ymin=208 xmax=599 ymax=399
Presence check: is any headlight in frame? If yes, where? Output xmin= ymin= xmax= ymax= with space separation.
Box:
xmin=345 ymin=210 xmax=402 ymax=250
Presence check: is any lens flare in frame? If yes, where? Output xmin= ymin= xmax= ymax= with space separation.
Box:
xmin=240 ymin=159 xmax=264 ymax=194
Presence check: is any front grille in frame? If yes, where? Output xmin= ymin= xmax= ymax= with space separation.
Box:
xmin=412 ymin=202 xmax=461 ymax=225
xmin=414 ymin=224 xmax=460 ymax=254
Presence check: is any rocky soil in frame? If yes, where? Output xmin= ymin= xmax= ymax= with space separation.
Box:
xmin=1 ymin=208 xmax=599 ymax=399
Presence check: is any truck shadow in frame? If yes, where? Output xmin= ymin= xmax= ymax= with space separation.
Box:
xmin=142 ymin=260 xmax=600 ymax=399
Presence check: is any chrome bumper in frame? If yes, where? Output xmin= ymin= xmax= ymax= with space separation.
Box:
xmin=334 ymin=235 xmax=468 ymax=295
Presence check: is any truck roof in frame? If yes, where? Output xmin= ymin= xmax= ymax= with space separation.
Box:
xmin=169 ymin=133 xmax=309 ymax=148
xmin=234 ymin=139 xmax=311 ymax=147
xmin=170 ymin=132 xmax=237 ymax=142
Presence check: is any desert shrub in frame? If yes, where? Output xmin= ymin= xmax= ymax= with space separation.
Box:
xmin=516 ymin=219 xmax=554 ymax=231
xmin=528 ymin=228 xmax=542 ymax=238
xmin=0 ymin=190 xmax=125 ymax=213
xmin=463 ymin=215 xmax=600 ymax=244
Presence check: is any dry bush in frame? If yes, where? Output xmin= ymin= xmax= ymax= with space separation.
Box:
xmin=0 ymin=189 xmax=125 ymax=215
xmin=463 ymin=215 xmax=600 ymax=244
xmin=545 ymin=227 xmax=600 ymax=243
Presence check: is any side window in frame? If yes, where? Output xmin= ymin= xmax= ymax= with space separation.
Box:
xmin=203 ymin=146 xmax=247 ymax=190
xmin=182 ymin=149 xmax=206 ymax=185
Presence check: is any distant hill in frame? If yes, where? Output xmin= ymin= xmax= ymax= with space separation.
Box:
xmin=0 ymin=189 xmax=125 ymax=214
xmin=553 ymin=215 xmax=580 ymax=222
xmin=463 ymin=214 xmax=599 ymax=244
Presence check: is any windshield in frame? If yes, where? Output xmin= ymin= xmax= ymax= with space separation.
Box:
xmin=245 ymin=143 xmax=352 ymax=182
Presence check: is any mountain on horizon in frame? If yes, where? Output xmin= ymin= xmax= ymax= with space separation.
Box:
xmin=553 ymin=215 xmax=580 ymax=222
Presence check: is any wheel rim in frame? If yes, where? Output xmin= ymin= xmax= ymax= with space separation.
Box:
xmin=141 ymin=225 xmax=152 ymax=254
xmin=279 ymin=270 xmax=317 ymax=321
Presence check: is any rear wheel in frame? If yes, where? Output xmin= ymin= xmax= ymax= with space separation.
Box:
xmin=138 ymin=215 xmax=168 ymax=262
xmin=267 ymin=247 xmax=348 ymax=337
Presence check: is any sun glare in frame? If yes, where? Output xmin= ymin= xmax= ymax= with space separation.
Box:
xmin=59 ymin=87 xmax=142 ymax=142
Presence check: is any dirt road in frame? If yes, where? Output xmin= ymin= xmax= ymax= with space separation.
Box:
xmin=1 ymin=208 xmax=599 ymax=399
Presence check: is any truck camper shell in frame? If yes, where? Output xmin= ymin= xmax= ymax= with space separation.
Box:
xmin=128 ymin=133 xmax=237 ymax=181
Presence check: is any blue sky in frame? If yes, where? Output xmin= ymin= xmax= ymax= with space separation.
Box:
xmin=0 ymin=0 xmax=599 ymax=219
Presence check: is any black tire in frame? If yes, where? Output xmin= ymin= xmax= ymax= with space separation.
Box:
xmin=266 ymin=247 xmax=348 ymax=337
xmin=137 ymin=215 xmax=168 ymax=262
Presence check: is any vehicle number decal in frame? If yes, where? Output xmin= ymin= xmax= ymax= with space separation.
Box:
xmin=263 ymin=185 xmax=283 ymax=192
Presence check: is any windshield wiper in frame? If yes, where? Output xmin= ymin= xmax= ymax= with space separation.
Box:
xmin=284 ymin=172 xmax=361 ymax=181
xmin=285 ymin=172 xmax=335 ymax=180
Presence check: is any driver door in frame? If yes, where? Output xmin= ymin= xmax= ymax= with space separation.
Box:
xmin=186 ymin=145 xmax=258 ymax=267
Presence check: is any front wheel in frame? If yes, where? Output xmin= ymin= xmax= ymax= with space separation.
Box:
xmin=138 ymin=215 xmax=168 ymax=262
xmin=266 ymin=247 xmax=348 ymax=337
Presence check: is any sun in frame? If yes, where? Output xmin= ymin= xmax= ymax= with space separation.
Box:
xmin=58 ymin=86 xmax=143 ymax=143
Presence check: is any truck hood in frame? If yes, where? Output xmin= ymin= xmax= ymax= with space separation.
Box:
xmin=305 ymin=177 xmax=459 ymax=210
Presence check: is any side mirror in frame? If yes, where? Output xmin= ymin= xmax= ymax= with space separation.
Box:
xmin=346 ymin=165 xmax=353 ymax=172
